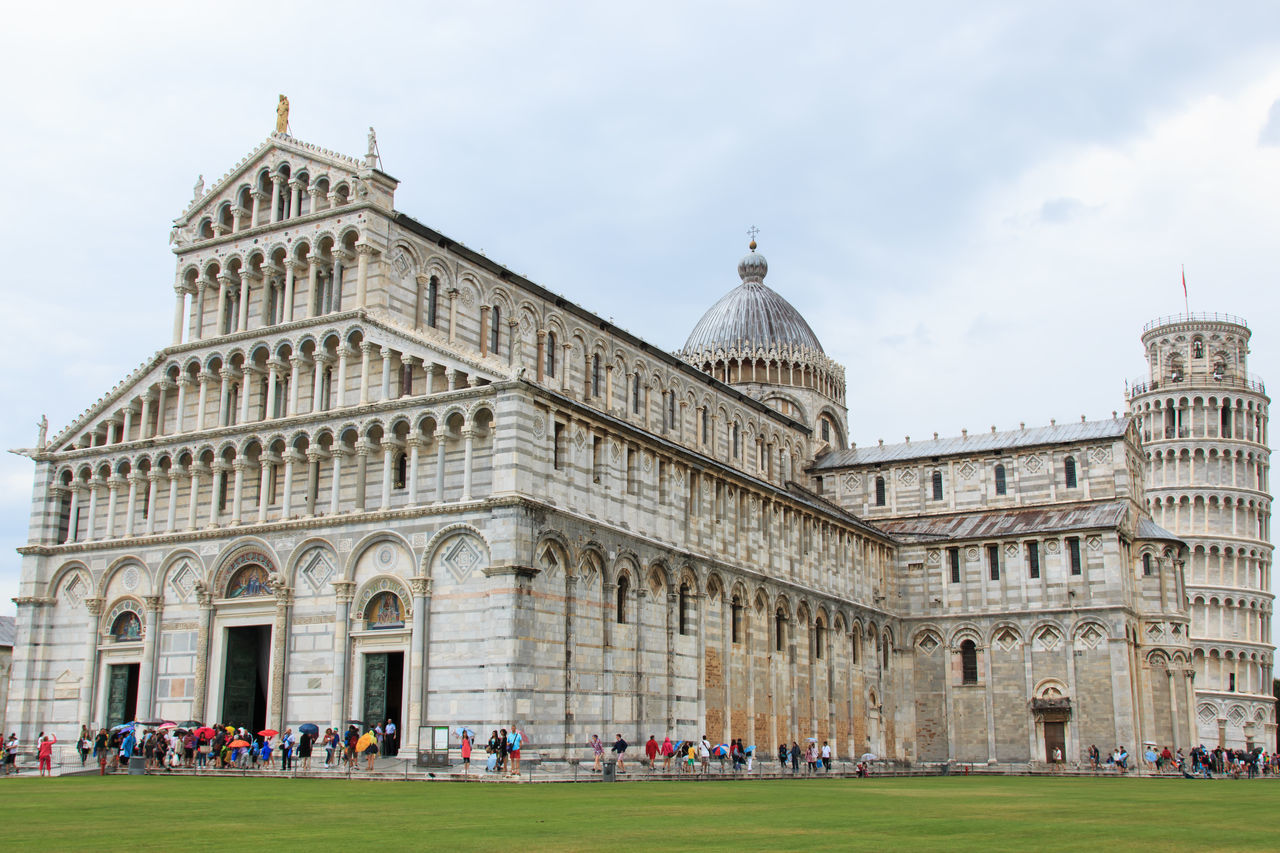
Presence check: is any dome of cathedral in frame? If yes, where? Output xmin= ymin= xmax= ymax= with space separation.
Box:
xmin=683 ymin=245 xmax=824 ymax=355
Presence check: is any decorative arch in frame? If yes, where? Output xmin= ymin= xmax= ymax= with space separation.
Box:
xmin=422 ymin=523 xmax=490 ymax=584
xmin=354 ymin=575 xmax=412 ymax=627
xmin=105 ymin=598 xmax=144 ymax=642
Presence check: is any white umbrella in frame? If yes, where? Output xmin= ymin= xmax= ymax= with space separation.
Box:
xmin=860 ymin=753 xmax=879 ymax=761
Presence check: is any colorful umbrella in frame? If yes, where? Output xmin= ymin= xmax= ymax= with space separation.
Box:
xmin=224 ymin=726 xmax=235 ymax=733
xmin=454 ymin=726 xmax=475 ymax=738
xmin=157 ymin=722 xmax=178 ymax=730
xmin=357 ymin=732 xmax=377 ymax=753
xmin=746 ymin=745 xmax=756 ymax=753
xmin=180 ymin=720 xmax=202 ymax=729
xmin=195 ymin=727 xmax=216 ymax=739
xmin=138 ymin=719 xmax=168 ymax=727
xmin=713 ymin=744 xmax=729 ymax=756
xmin=298 ymin=723 xmax=320 ymax=737
xmin=228 ymin=739 xmax=250 ymax=749
xmin=110 ymin=722 xmax=135 ymax=732
xmin=258 ymin=729 xmax=279 ymax=738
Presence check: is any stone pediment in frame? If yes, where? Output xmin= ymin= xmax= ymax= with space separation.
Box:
xmin=170 ymin=133 xmax=397 ymax=249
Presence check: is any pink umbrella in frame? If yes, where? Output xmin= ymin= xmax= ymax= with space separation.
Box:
xmin=156 ymin=721 xmax=178 ymax=730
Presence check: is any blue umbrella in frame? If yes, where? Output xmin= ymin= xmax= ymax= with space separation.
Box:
xmin=746 ymin=745 xmax=756 ymax=754
xmin=111 ymin=722 xmax=135 ymax=732
xmin=454 ymin=726 xmax=475 ymax=738
xmin=298 ymin=723 xmax=320 ymax=737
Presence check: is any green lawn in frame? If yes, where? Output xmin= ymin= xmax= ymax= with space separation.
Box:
xmin=2 ymin=774 xmax=1273 ymax=851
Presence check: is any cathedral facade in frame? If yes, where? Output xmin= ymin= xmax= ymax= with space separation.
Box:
xmin=5 ymin=128 xmax=1271 ymax=763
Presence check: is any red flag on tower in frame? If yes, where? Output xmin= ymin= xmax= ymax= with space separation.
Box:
xmin=1181 ymin=265 xmax=1189 ymax=313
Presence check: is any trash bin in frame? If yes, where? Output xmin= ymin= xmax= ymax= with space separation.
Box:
xmin=128 ymin=756 xmax=146 ymax=775
xmin=602 ymin=759 xmax=617 ymax=781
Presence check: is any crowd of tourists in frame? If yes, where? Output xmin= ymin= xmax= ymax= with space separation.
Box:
xmin=1085 ymin=743 xmax=1278 ymax=777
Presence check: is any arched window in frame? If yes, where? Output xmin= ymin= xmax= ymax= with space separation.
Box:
xmin=615 ymin=575 xmax=629 ymax=624
xmin=775 ymin=610 xmax=787 ymax=652
xmin=545 ymin=332 xmax=556 ymax=377
xmin=932 ymin=470 xmax=943 ymax=501
xmin=1192 ymin=337 xmax=1205 ymax=358
xmin=111 ymin=611 xmax=142 ymax=643
xmin=882 ymin=636 xmax=890 ymax=670
xmin=227 ymin=564 xmax=270 ymax=598
xmin=731 ymin=596 xmax=743 ymax=644
xmin=821 ymin=419 xmax=831 ymax=443
xmin=394 ymin=452 xmax=408 ymax=489
xmin=960 ymin=639 xmax=978 ymax=684
xmin=426 ymin=276 xmax=439 ymax=328
xmin=732 ymin=424 xmax=741 ymax=458
xmin=994 ymin=464 xmax=1007 ymax=496
xmin=815 ymin=620 xmax=826 ymax=659
xmin=631 ymin=376 xmax=640 ymax=413
xmin=1064 ymin=456 xmax=1077 ymax=489
xmin=666 ymin=391 xmax=676 ymax=432
xmin=851 ymin=631 xmax=860 ymax=664
xmin=874 ymin=476 xmax=886 ymax=507
xmin=1142 ymin=552 xmax=1153 ymax=576
xmin=678 ymin=583 xmax=693 ymax=635
xmin=591 ymin=354 xmax=601 ymax=398
xmin=489 ymin=305 xmax=501 ymax=355
xmin=365 ymin=591 xmax=405 ymax=629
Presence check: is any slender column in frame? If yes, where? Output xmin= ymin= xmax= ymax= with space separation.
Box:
xmin=104 ymin=476 xmax=121 ymax=538
xmin=407 ymin=577 xmax=432 ymax=748
xmin=480 ymin=306 xmax=490 ymax=357
xmin=79 ymin=598 xmax=103 ymax=728
xmin=165 ymin=469 xmax=180 ymax=532
xmin=239 ymin=366 xmax=253 ymax=422
xmin=174 ymin=376 xmax=191 ymax=434
xmin=240 ymin=272 xmax=255 ymax=331
xmin=461 ymin=427 xmax=475 ymax=501
xmin=155 ymin=381 xmax=172 ymax=437
xmin=355 ymin=243 xmax=373 ymax=306
xmin=121 ymin=406 xmax=134 ymax=443
xmin=270 ymin=585 xmax=292 ymax=731
xmin=84 ymin=477 xmax=101 ymax=541
xmin=63 ymin=485 xmax=82 ymax=544
xmin=305 ymin=260 xmax=319 ymax=319
xmin=331 ymin=581 xmax=356 ymax=729
xmin=124 ymin=474 xmax=141 ymax=537
xmin=536 ymin=330 xmax=546 ymax=383
xmin=305 ymin=450 xmax=322 ymax=516
xmin=380 ymin=443 xmax=394 ymax=509
xmin=136 ymin=596 xmax=162 ymax=720
xmin=218 ymin=368 xmax=233 ymax=427
xmin=144 ymin=472 xmax=160 ymax=535
xmin=139 ymin=393 xmax=154 ymax=440
xmin=194 ymin=280 xmax=208 ymax=340
xmin=265 ymin=363 xmax=279 ymax=420
xmin=195 ymin=373 xmax=210 ymax=431
xmin=358 ymin=342 xmax=373 ymax=405
xmin=337 ymin=347 xmax=351 ymax=408
xmin=447 ymin=288 xmax=458 ymax=344
xmin=281 ymin=450 xmax=299 ymax=518
xmin=329 ymin=450 xmax=344 ymax=515
xmin=354 ymin=442 xmax=371 ymax=510
xmin=435 ymin=434 xmax=447 ymax=503
xmin=288 ymin=356 xmax=302 ymax=416
xmin=311 ymin=355 xmax=329 ymax=413
xmin=380 ymin=347 xmax=393 ymax=401
xmin=257 ymin=457 xmax=273 ymax=524
xmin=283 ymin=261 xmax=298 ymax=323
xmin=209 ymin=463 xmax=226 ymax=528
xmin=270 ymin=175 xmax=284 ymax=223
xmin=191 ymin=584 xmax=213 ymax=722
xmin=406 ymin=437 xmax=422 ymax=504
xmin=187 ymin=464 xmax=203 ymax=530
xmin=231 ymin=459 xmax=248 ymax=524
xmin=250 ymin=190 xmax=264 ymax=228
xmin=172 ymin=285 xmax=187 ymax=344
xmin=287 ymin=179 xmax=301 ymax=220
xmin=212 ymin=277 xmax=228 ymax=336
xmin=721 ymin=592 xmax=732 ymax=745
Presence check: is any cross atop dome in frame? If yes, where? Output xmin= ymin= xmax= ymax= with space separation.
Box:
xmin=747 ymin=225 xmax=760 ymax=251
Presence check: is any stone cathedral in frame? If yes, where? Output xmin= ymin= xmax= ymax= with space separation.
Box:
xmin=6 ymin=125 xmax=1273 ymax=765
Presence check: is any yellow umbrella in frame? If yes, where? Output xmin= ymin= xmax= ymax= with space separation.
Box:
xmin=357 ymin=732 xmax=377 ymax=753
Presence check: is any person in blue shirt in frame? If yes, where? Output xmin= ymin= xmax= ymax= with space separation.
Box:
xmin=507 ymin=727 xmax=523 ymax=775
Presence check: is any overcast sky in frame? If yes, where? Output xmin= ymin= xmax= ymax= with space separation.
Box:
xmin=1 ymin=3 xmax=1278 ymax=647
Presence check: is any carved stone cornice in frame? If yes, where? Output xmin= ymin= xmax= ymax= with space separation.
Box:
xmin=13 ymin=596 xmax=54 ymax=608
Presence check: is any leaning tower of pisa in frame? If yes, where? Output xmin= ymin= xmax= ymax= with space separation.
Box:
xmin=1129 ymin=313 xmax=1275 ymax=749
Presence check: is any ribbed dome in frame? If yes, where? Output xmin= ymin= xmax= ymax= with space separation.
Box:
xmin=683 ymin=248 xmax=824 ymax=354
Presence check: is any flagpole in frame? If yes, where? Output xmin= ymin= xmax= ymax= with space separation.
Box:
xmin=1182 ymin=265 xmax=1189 ymax=316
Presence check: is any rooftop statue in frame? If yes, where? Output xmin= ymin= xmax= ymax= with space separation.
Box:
xmin=276 ymin=94 xmax=290 ymax=134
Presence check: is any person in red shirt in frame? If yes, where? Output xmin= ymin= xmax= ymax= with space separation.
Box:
xmin=645 ymin=735 xmax=659 ymax=770
xmin=37 ymin=733 xmax=57 ymax=776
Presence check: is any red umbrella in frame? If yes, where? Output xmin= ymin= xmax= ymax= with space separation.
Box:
xmin=258 ymin=729 xmax=279 ymax=738
xmin=228 ymin=739 xmax=250 ymax=749
xmin=195 ymin=727 xmax=216 ymax=739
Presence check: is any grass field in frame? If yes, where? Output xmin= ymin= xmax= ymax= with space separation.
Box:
xmin=2 ymin=774 xmax=1273 ymax=851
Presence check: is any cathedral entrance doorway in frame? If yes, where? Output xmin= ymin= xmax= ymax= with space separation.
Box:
xmin=105 ymin=663 xmax=139 ymax=728
xmin=361 ymin=651 xmax=404 ymax=735
xmin=1043 ymin=721 xmax=1066 ymax=763
xmin=221 ymin=625 xmax=271 ymax=733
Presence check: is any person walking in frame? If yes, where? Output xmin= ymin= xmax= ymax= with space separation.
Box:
xmin=77 ymin=726 xmax=91 ymax=767
xmin=507 ymin=727 xmax=523 ymax=776
xmin=497 ymin=728 xmax=509 ymax=773
xmin=37 ymin=733 xmax=56 ymax=776
xmin=460 ymin=731 xmax=472 ymax=775
xmin=612 ymin=733 xmax=628 ymax=774
xmin=298 ymin=729 xmax=312 ymax=771
xmin=280 ymin=729 xmax=294 ymax=771
xmin=384 ymin=719 xmax=397 ymax=757
xmin=821 ymin=741 xmax=831 ymax=773
xmin=791 ymin=741 xmax=800 ymax=774
xmin=778 ymin=743 xmax=788 ymax=774
xmin=661 ymin=736 xmax=674 ymax=772
xmin=590 ymin=734 xmax=604 ymax=772
xmin=94 ymin=728 xmax=109 ymax=775
xmin=645 ymin=735 xmax=659 ymax=772
xmin=698 ymin=735 xmax=711 ymax=774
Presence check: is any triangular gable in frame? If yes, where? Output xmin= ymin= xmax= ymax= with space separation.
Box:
xmin=172 ymin=132 xmax=381 ymax=235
